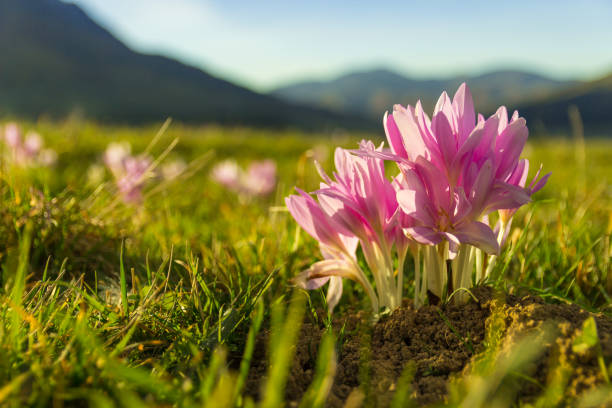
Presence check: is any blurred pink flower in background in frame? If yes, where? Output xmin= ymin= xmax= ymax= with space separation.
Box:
xmin=4 ymin=123 xmax=22 ymax=148
xmin=38 ymin=148 xmax=58 ymax=167
xmin=2 ymin=123 xmax=57 ymax=167
xmin=116 ymin=156 xmax=151 ymax=203
xmin=161 ymin=159 xmax=187 ymax=181
xmin=103 ymin=142 xmax=131 ymax=178
xmin=244 ymin=160 xmax=277 ymax=196
xmin=103 ymin=142 xmax=153 ymax=204
xmin=211 ymin=159 xmax=277 ymax=197
xmin=24 ymin=132 xmax=43 ymax=156
xmin=211 ymin=160 xmax=241 ymax=190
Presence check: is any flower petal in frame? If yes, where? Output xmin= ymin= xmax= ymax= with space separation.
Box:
xmin=294 ymin=259 xmax=362 ymax=285
xmin=452 ymin=83 xmax=475 ymax=144
xmin=326 ymin=276 xmax=343 ymax=313
xmin=506 ymin=159 xmax=529 ymax=187
xmin=286 ymin=189 xmax=353 ymax=252
xmin=391 ymin=105 xmax=428 ymax=161
xmin=431 ymin=110 xmax=457 ymax=167
xmin=404 ymin=226 xmax=442 ymax=245
xmin=485 ymin=181 xmax=531 ymax=211
xmin=384 ymin=111 xmax=409 ymax=159
xmin=452 ymin=221 xmax=500 ymax=255
xmin=495 ymin=118 xmax=528 ymax=180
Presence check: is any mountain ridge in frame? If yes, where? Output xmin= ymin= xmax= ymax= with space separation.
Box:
xmin=271 ymin=68 xmax=579 ymax=119
xmin=0 ymin=0 xmax=374 ymax=130
xmin=515 ymin=72 xmax=612 ymax=133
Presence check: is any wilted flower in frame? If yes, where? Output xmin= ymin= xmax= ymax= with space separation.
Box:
xmin=211 ymin=159 xmax=277 ymax=198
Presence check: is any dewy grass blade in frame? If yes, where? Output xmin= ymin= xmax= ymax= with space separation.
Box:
xmin=233 ymin=298 xmax=265 ymax=405
xmin=11 ymin=222 xmax=32 ymax=306
xmin=201 ymin=347 xmax=228 ymax=403
xmin=298 ymin=331 xmax=337 ymax=408
xmin=390 ymin=363 xmax=416 ymax=408
xmin=0 ymin=373 xmax=30 ymax=404
xmin=10 ymin=222 xmax=33 ymax=349
xmin=261 ymin=291 xmax=306 ymax=408
xmin=120 ymin=240 xmax=128 ymax=318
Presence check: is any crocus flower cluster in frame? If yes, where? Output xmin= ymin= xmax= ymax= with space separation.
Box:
xmin=287 ymin=140 xmax=407 ymax=312
xmin=211 ymin=159 xmax=277 ymax=198
xmin=2 ymin=122 xmax=57 ymax=167
xmin=286 ymin=83 xmax=549 ymax=313
xmin=103 ymin=142 xmax=153 ymax=204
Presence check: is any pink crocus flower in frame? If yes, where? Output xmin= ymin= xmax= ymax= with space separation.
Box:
xmin=287 ymin=141 xmax=408 ymax=312
xmin=315 ymin=141 xmax=398 ymax=245
xmin=345 ymin=83 xmax=550 ymax=306
xmin=103 ymin=142 xmax=152 ymax=204
xmin=2 ymin=123 xmax=56 ymax=167
xmin=3 ymin=123 xmax=21 ymax=148
xmin=493 ymin=159 xmax=550 ymax=246
xmin=383 ymin=84 xmax=549 ymax=246
xmin=116 ymin=156 xmax=152 ymax=203
xmin=396 ymin=156 xmax=500 ymax=256
xmin=103 ymin=142 xmax=131 ymax=178
xmin=286 ymin=189 xmax=377 ymax=312
xmin=385 ymin=84 xmax=550 ymax=303
xmin=211 ymin=159 xmax=277 ymax=198
xmin=244 ymin=160 xmax=277 ymax=196
xmin=211 ymin=160 xmax=241 ymax=190
xmin=288 ymin=83 xmax=550 ymax=310
xmin=23 ymin=132 xmax=43 ymax=156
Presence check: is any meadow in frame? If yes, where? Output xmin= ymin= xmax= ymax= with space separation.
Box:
xmin=0 ymin=119 xmax=611 ymax=407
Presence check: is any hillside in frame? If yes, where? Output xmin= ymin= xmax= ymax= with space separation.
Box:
xmin=516 ymin=73 xmax=612 ymax=134
xmin=0 ymin=0 xmax=373 ymax=130
xmin=271 ymin=68 xmax=577 ymax=119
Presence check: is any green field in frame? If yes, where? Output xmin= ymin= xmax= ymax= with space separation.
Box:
xmin=0 ymin=120 xmax=611 ymax=407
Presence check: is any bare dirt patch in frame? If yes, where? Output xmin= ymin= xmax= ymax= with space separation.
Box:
xmin=245 ymin=287 xmax=612 ymax=406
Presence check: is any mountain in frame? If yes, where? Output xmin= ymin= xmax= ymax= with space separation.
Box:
xmin=0 ymin=0 xmax=373 ymax=130
xmin=271 ymin=68 xmax=578 ymax=120
xmin=515 ymin=73 xmax=612 ymax=134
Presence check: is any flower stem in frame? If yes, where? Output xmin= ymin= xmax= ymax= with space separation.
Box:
xmin=396 ymin=245 xmax=407 ymax=308
xmin=413 ymin=246 xmax=421 ymax=308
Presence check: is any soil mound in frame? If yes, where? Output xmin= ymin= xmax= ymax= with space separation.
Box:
xmin=245 ymin=287 xmax=612 ymax=406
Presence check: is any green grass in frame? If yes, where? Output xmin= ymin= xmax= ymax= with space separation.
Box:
xmin=0 ymin=120 xmax=611 ymax=407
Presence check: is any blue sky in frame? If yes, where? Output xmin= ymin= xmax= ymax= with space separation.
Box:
xmin=65 ymin=0 xmax=612 ymax=91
